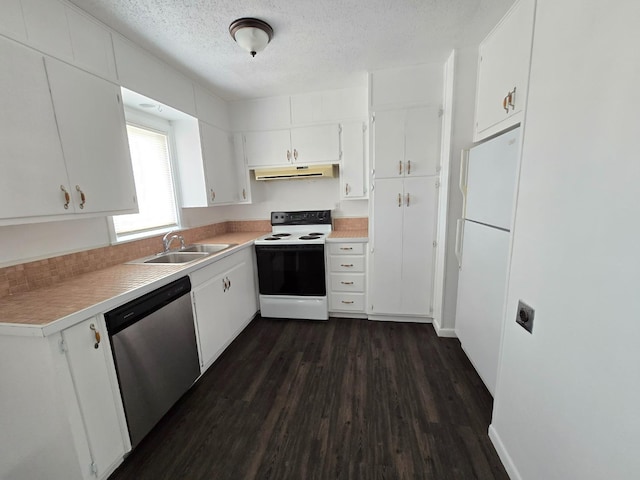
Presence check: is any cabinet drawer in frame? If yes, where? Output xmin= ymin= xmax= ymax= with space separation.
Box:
xmin=329 ymin=255 xmax=365 ymax=272
xmin=330 ymin=293 xmax=365 ymax=312
xmin=330 ymin=273 xmax=365 ymax=292
xmin=328 ymin=242 xmax=365 ymax=255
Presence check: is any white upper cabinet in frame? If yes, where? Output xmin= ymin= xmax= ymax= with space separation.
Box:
xmin=21 ymin=0 xmax=74 ymax=61
xmin=474 ymin=0 xmax=536 ymax=141
xmin=373 ymin=106 xmax=441 ymax=179
xmin=200 ymin=122 xmax=238 ymax=205
xmin=0 ymin=0 xmax=27 ymax=41
xmin=66 ymin=7 xmax=117 ymax=82
xmin=112 ymin=35 xmax=196 ymax=116
xmin=0 ymin=37 xmax=71 ymax=221
xmin=290 ymin=124 xmax=341 ymax=164
xmin=340 ymin=122 xmax=367 ymax=199
xmin=244 ymin=124 xmax=341 ymax=168
xmin=45 ymin=57 xmax=137 ymax=215
xmin=244 ymin=129 xmax=292 ymax=168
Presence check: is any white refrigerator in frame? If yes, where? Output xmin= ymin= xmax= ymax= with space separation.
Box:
xmin=455 ymin=127 xmax=520 ymax=396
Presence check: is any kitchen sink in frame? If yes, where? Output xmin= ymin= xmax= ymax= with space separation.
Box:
xmin=142 ymin=252 xmax=209 ymax=264
xmin=128 ymin=243 xmax=237 ymax=265
xmin=180 ymin=243 xmax=236 ymax=254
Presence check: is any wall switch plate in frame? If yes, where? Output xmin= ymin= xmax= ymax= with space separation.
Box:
xmin=516 ymin=300 xmax=534 ymax=333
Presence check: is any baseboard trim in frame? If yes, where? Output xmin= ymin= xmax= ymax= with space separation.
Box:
xmin=488 ymin=424 xmax=521 ymax=480
xmin=432 ymin=318 xmax=457 ymax=338
xmin=329 ymin=312 xmax=368 ymax=319
xmin=367 ymin=314 xmax=431 ymax=323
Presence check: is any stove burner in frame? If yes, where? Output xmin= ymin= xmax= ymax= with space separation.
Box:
xmin=299 ymin=235 xmax=321 ymax=240
xmin=272 ymin=233 xmax=291 ymax=237
xmin=308 ymin=232 xmax=325 ymax=236
xmin=263 ymin=237 xmax=281 ymax=241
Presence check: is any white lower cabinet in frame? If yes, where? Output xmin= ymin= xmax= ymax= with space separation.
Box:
xmin=0 ymin=316 xmax=129 ymax=480
xmin=327 ymin=241 xmax=367 ymax=315
xmin=61 ymin=317 xmax=129 ymax=479
xmin=190 ymin=248 xmax=258 ymax=371
xmin=370 ymin=176 xmax=438 ymax=317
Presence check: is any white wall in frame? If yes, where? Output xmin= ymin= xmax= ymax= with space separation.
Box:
xmin=440 ymin=47 xmax=479 ymax=330
xmin=490 ymin=2 xmax=640 ymax=479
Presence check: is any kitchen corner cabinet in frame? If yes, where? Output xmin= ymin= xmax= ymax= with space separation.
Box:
xmin=0 ymin=36 xmax=137 ymax=225
xmin=373 ymin=106 xmax=441 ymax=179
xmin=340 ymin=122 xmax=368 ymax=200
xmin=190 ymin=248 xmax=258 ymax=371
xmin=474 ymin=0 xmax=535 ymax=141
xmin=200 ymin=122 xmax=239 ymax=205
xmin=370 ymin=176 xmax=438 ymax=316
xmin=328 ymin=242 xmax=367 ymax=314
xmin=244 ymin=124 xmax=341 ymax=168
xmin=0 ymin=317 xmax=128 ymax=480
xmin=60 ymin=317 xmax=129 ymax=479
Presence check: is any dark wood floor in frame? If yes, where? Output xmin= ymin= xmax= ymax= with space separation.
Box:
xmin=109 ymin=316 xmax=508 ymax=480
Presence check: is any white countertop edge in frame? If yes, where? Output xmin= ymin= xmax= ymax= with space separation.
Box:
xmin=2 ymin=242 xmax=256 ymax=338
xmin=326 ymin=237 xmax=368 ymax=243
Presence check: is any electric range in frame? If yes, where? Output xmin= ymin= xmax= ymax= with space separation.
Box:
xmin=254 ymin=210 xmax=332 ymax=320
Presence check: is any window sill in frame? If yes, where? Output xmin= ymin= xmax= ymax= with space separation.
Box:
xmin=111 ymin=226 xmax=180 ymax=245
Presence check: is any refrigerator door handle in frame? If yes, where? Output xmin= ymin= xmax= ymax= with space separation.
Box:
xmin=455 ymin=219 xmax=464 ymax=269
xmin=459 ymin=150 xmax=469 ymax=219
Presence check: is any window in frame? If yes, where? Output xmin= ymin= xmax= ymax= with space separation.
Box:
xmin=112 ymin=117 xmax=180 ymax=239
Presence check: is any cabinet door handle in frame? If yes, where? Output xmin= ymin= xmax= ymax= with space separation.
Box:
xmin=399 ymin=160 xmax=403 ymax=175
xmin=508 ymin=87 xmax=516 ymax=110
xmin=227 ymin=277 xmax=231 ymax=289
xmin=341 ymin=281 xmax=354 ymax=285
xmin=345 ymin=183 xmax=350 ymax=195
xmin=341 ymin=300 xmax=354 ymax=304
xmin=242 ymin=188 xmax=246 ymax=200
xmin=503 ymin=94 xmax=509 ymax=113
xmin=286 ymin=150 xmax=291 ymax=162
xmin=341 ymin=263 xmax=354 ymax=267
xmin=90 ymin=323 xmax=101 ymax=349
xmin=406 ymin=192 xmax=411 ymax=207
xmin=293 ymin=149 xmax=298 ymax=160
xmin=407 ymin=160 xmax=411 ymax=175
xmin=60 ymin=185 xmax=70 ymax=209
xmin=339 ymin=247 xmax=353 ymax=251
xmin=398 ymin=193 xmax=402 ymax=207
xmin=210 ymin=189 xmax=216 ymax=202
xmin=75 ymin=185 xmax=86 ymax=209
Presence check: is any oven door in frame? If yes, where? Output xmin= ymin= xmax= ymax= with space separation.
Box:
xmin=255 ymin=244 xmax=326 ymax=296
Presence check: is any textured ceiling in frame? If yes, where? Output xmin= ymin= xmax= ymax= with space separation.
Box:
xmin=69 ymin=0 xmax=514 ymax=101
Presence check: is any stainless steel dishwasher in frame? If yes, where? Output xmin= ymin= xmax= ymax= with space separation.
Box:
xmin=105 ymin=276 xmax=200 ymax=448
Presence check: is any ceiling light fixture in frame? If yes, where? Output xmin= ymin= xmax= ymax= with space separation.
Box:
xmin=229 ymin=18 xmax=273 ymax=57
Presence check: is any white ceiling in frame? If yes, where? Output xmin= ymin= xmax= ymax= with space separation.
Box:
xmin=69 ymin=0 xmax=514 ymax=101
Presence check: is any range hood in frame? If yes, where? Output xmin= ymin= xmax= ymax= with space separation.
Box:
xmin=253 ymin=164 xmax=336 ymax=181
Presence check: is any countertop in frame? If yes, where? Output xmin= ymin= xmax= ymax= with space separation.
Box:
xmin=0 ymin=232 xmax=265 ymax=337
xmin=327 ymin=230 xmax=368 ymax=242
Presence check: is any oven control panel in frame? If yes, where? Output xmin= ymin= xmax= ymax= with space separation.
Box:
xmin=271 ymin=210 xmax=332 ymax=226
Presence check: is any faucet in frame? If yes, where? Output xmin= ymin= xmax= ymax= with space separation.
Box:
xmin=162 ymin=231 xmax=185 ymax=252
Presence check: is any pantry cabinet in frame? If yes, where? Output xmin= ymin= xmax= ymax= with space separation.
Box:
xmin=373 ymin=106 xmax=441 ymax=179
xmin=244 ymin=124 xmax=341 ymax=168
xmin=190 ymin=248 xmax=258 ymax=371
xmin=370 ymin=176 xmax=438 ymax=316
xmin=474 ymin=0 xmax=535 ymax=140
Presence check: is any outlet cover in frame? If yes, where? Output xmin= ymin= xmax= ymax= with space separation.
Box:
xmin=516 ymin=300 xmax=534 ymax=333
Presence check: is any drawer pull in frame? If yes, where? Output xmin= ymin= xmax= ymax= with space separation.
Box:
xmin=341 ymin=300 xmax=354 ymax=304
xmin=341 ymin=264 xmax=354 ymax=267
xmin=341 ymin=281 xmax=354 ymax=285
xmin=339 ymin=247 xmax=353 ymax=251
